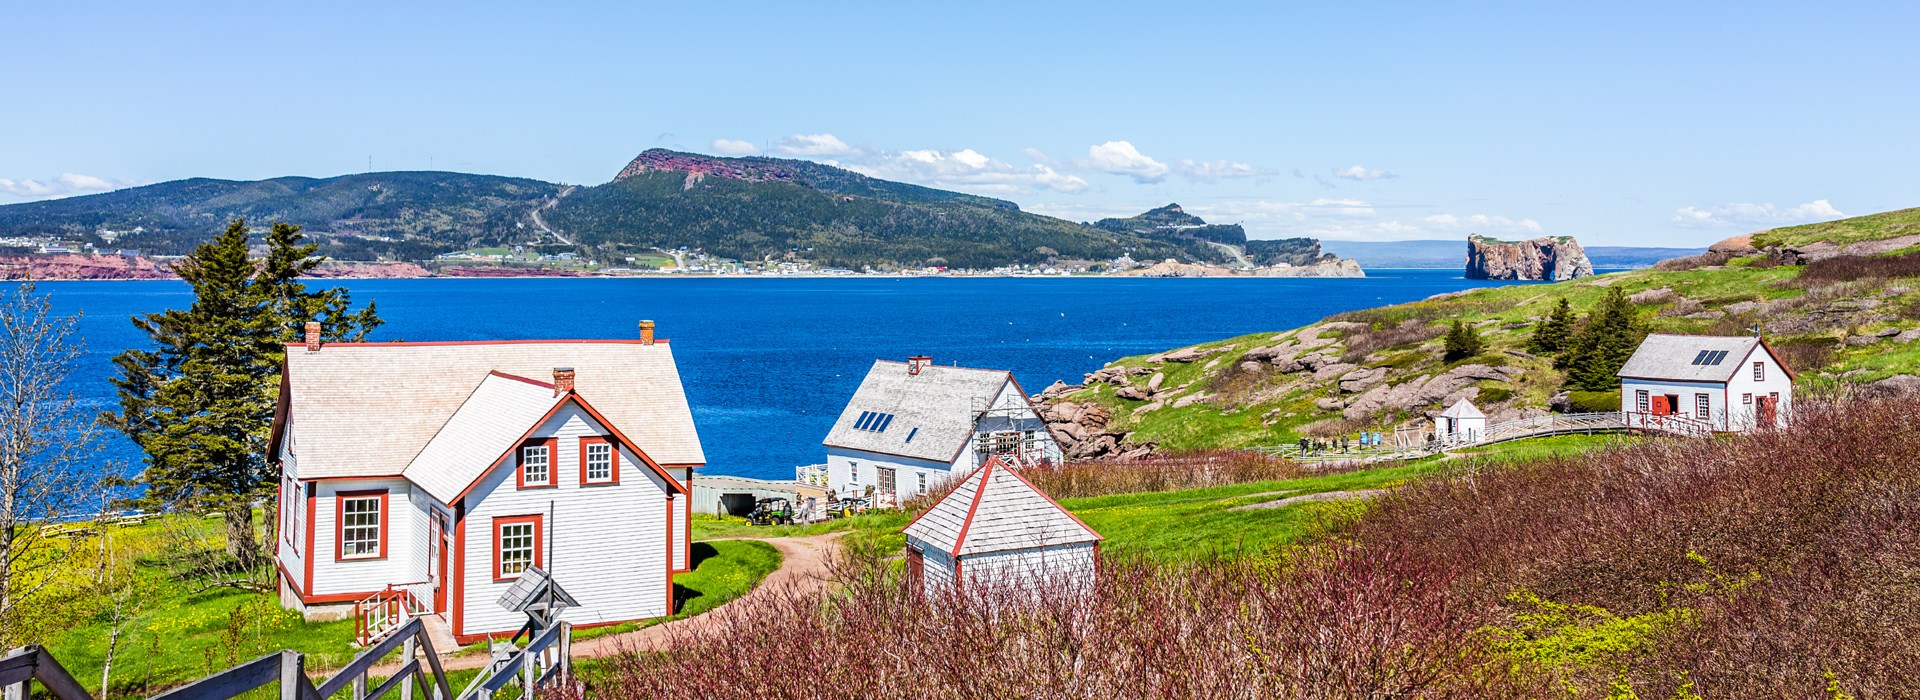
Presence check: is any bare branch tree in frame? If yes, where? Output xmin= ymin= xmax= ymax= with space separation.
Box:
xmin=0 ymin=282 xmax=110 ymax=645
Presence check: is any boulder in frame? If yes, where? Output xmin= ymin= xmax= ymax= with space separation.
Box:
xmin=1337 ymin=366 xmax=1388 ymax=393
xmin=1146 ymin=372 xmax=1166 ymax=393
xmin=1859 ymin=374 xmax=1920 ymax=398
xmin=1114 ymin=386 xmax=1148 ymax=401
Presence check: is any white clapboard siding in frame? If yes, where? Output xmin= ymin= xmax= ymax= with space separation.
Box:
xmin=403 ymin=489 xmax=435 ymax=606
xmin=919 ymin=546 xmax=958 ymax=594
xmin=669 ymin=468 xmax=690 ymax=571
xmin=275 ymin=438 xmax=307 ymax=595
xmin=310 ymin=478 xmax=416 ymax=596
xmin=961 ymin=543 xmax=1098 ymax=590
xmin=459 ymin=405 xmax=674 ymax=637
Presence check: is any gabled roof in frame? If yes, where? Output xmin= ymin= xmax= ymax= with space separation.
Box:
xmin=273 ymin=339 xmax=703 ymax=480
xmin=1617 ymin=334 xmax=1786 ymax=382
xmin=1439 ymin=398 xmax=1484 ymax=419
xmin=403 ymin=372 xmax=563 ymax=502
xmin=903 ymin=457 xmax=1102 ymax=558
xmin=823 ymin=361 xmax=1020 ymax=463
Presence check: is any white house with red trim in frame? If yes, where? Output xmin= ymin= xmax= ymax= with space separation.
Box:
xmin=1617 ymin=334 xmax=1794 ymax=432
xmin=821 ymin=356 xmax=1060 ymax=500
xmin=270 ymin=321 xmax=702 ymax=644
xmin=901 ymin=457 xmax=1102 ymax=595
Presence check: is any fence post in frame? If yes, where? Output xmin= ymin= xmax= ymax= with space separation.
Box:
xmin=4 ymin=679 xmax=24 ymax=700
xmin=400 ymin=636 xmax=417 ymax=700
xmin=280 ymin=651 xmax=304 ymax=700
xmin=353 ymin=671 xmax=367 ymax=700
xmin=558 ymin=622 xmax=572 ymax=685
xmin=522 ymin=651 xmax=537 ymax=700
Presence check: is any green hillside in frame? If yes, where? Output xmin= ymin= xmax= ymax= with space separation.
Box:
xmin=1057 ymin=207 xmax=1920 ymax=452
xmin=545 ymin=152 xmax=1194 ymax=269
xmin=0 ymin=172 xmax=561 ymax=257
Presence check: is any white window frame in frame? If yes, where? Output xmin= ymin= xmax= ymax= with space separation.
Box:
xmin=917 ymin=472 xmax=928 ymax=494
xmin=1695 ymin=393 xmax=1711 ymax=418
xmin=1635 ymin=390 xmax=1650 ymax=413
xmin=339 ymin=495 xmax=383 ymax=560
xmin=584 ymin=441 xmax=614 ymax=483
xmin=283 ymin=477 xmax=303 ymax=552
xmin=496 ymin=519 xmax=538 ymax=579
xmin=522 ymin=444 xmax=551 ymax=486
xmin=1753 ymin=361 xmax=1765 ymax=382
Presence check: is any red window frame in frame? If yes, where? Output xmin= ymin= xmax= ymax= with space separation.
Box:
xmin=492 ymin=514 xmax=543 ymax=581
xmin=579 ymin=436 xmax=620 ymax=485
xmin=334 ymin=489 xmax=388 ymax=561
xmin=517 ymin=437 xmax=558 ymax=489
xmin=1753 ymin=361 xmax=1765 ymax=382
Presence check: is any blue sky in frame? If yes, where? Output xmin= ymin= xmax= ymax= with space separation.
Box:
xmin=2 ymin=1 xmax=1914 ymax=245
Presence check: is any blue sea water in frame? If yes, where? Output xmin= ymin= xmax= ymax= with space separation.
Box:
xmin=23 ymin=271 xmax=1522 ymax=481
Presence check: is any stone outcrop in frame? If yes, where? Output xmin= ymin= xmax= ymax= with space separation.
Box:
xmin=0 ymin=254 xmax=173 ymax=280
xmin=1035 ymin=398 xmax=1153 ymax=461
xmin=1766 ymin=233 xmax=1920 ymax=265
xmin=1464 ymin=234 xmax=1594 ymax=281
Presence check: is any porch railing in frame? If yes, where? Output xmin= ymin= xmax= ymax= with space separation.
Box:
xmin=355 ymin=583 xmax=429 ymax=647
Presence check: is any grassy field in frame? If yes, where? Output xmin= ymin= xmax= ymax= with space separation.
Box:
xmin=1750 ymin=206 xmax=1920 ymax=249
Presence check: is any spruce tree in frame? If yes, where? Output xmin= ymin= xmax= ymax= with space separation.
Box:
xmin=1529 ymin=297 xmax=1576 ymax=355
xmin=1563 ymin=287 xmax=1647 ymax=391
xmin=1443 ymin=320 xmax=1484 ymax=362
xmin=107 ymin=219 xmax=380 ymax=568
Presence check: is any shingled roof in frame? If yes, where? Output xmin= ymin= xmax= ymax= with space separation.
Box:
xmin=903 ymin=457 xmax=1102 ymax=557
xmin=272 ymin=339 xmax=704 ymax=480
xmin=823 ymin=361 xmax=1022 ymax=463
xmin=1617 ymin=334 xmax=1782 ymax=382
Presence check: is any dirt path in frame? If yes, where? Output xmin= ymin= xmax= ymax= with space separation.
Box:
xmin=405 ymin=533 xmax=839 ymax=672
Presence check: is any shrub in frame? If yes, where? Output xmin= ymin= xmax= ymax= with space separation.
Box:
xmin=1797 ymin=251 xmax=1920 ymax=283
xmin=1565 ymin=390 xmax=1621 ymax=413
xmin=1021 ymin=450 xmax=1305 ymax=499
xmin=1341 ymin=320 xmax=1445 ymax=362
xmin=1770 ymin=337 xmax=1837 ymax=373
xmin=1443 ymin=320 xmax=1485 ymax=362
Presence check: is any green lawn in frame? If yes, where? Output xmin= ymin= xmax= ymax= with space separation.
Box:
xmin=1451 ymin=433 xmax=1641 ymax=463
xmin=1063 ymin=462 xmax=1435 ymax=559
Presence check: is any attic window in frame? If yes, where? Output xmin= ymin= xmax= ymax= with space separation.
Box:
xmin=854 ymin=411 xmax=895 ymax=433
xmin=1691 ymin=350 xmax=1730 ymax=366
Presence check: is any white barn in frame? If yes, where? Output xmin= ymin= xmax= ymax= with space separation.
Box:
xmin=1617 ymin=334 xmax=1794 ymax=432
xmin=1432 ymin=398 xmax=1486 ymax=443
xmin=901 ymin=457 xmax=1102 ymax=595
xmin=821 ymin=356 xmax=1060 ymax=500
xmin=270 ymin=322 xmax=702 ymax=644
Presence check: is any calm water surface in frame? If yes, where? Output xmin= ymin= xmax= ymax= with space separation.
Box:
xmin=24 ymin=272 xmax=1524 ymax=480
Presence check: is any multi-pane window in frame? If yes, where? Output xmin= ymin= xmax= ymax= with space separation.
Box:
xmin=585 ymin=441 xmax=614 ymax=483
xmin=284 ymin=477 xmax=303 ymax=551
xmin=1753 ymin=361 xmax=1765 ymax=381
xmin=1635 ymin=390 xmax=1650 ymax=413
xmin=917 ymin=472 xmax=928 ymax=494
xmin=496 ymin=518 xmax=538 ymax=579
xmin=1696 ymin=394 xmax=1711 ymax=418
xmin=340 ymin=495 xmax=382 ymax=559
xmin=878 ymin=467 xmax=897 ymax=494
xmin=522 ymin=444 xmax=551 ymax=486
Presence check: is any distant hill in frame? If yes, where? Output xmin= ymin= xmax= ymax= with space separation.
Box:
xmin=1319 ymin=239 xmax=1705 ymax=269
xmin=542 ymin=151 xmax=1195 ymax=269
xmin=0 ymin=172 xmax=562 ymax=258
xmin=0 ymin=150 xmax=1219 ymax=269
xmin=1091 ymin=203 xmax=1334 ymax=267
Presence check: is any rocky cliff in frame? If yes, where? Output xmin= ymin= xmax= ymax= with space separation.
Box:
xmin=1118 ymin=258 xmax=1365 ymax=278
xmin=1464 ymin=234 xmax=1593 ymax=280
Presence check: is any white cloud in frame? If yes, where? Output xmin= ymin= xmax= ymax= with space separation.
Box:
xmin=1423 ymin=213 xmax=1544 ymax=234
xmin=1671 ymin=199 xmax=1845 ymax=229
xmin=1177 ymin=160 xmax=1269 ymax=182
xmin=1080 ymin=141 xmax=1169 ymax=183
xmin=0 ymin=173 xmax=132 ymax=200
xmin=1333 ymin=165 xmax=1396 ymax=181
xmin=711 ymin=139 xmax=760 ymax=156
xmin=775 ymin=133 xmax=859 ymax=158
xmin=849 ymin=148 xmax=1088 ymax=195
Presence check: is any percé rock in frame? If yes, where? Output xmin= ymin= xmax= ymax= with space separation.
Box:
xmin=1464 ymin=234 xmax=1594 ymax=281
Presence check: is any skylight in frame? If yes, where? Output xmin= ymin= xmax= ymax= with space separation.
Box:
xmin=1691 ymin=349 xmax=1730 ymax=366
xmin=853 ymin=410 xmax=895 ymax=433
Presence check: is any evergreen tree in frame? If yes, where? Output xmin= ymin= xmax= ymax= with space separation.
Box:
xmin=1529 ymin=297 xmax=1576 ymax=355
xmin=1443 ymin=320 xmax=1485 ymax=362
xmin=1563 ymin=287 xmax=1648 ymax=391
xmin=107 ymin=219 xmax=380 ymax=568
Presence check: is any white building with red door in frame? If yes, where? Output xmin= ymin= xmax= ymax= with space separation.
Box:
xmin=820 ymin=356 xmax=1060 ymax=501
xmin=1617 ymin=334 xmax=1794 ymax=432
xmin=900 ymin=456 xmax=1102 ymax=596
xmin=270 ymin=321 xmax=701 ymax=644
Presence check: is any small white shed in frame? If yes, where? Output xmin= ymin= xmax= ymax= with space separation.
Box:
xmin=1433 ymin=398 xmax=1487 ymax=443
xmin=901 ymin=457 xmax=1102 ymax=596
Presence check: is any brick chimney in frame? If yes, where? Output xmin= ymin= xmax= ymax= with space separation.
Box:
xmin=908 ymin=355 xmax=931 ymax=376
xmin=304 ymin=322 xmax=322 ymax=352
xmin=639 ymin=320 xmax=656 ymax=346
xmin=552 ymin=367 xmax=575 ymax=396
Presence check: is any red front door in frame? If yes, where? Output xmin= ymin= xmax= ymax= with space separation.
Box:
xmin=1650 ymin=395 xmax=1671 ymax=416
xmin=1757 ymin=395 xmax=1778 ymax=428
